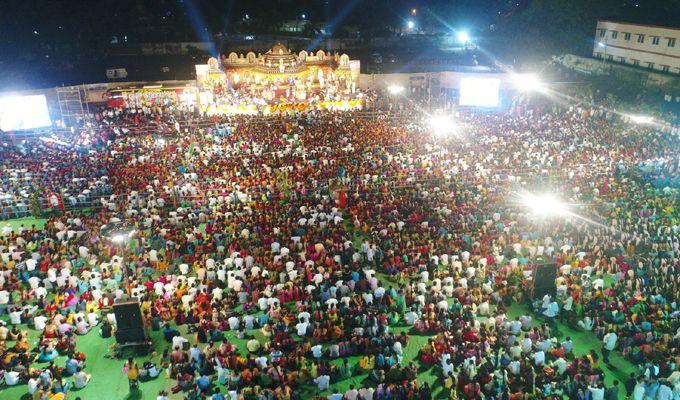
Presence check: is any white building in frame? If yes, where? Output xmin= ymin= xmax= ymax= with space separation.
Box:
xmin=593 ymin=20 xmax=679 ymax=74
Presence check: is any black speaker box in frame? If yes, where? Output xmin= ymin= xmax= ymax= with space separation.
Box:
xmin=113 ymin=300 xmax=147 ymax=344
xmin=533 ymin=260 xmax=558 ymax=299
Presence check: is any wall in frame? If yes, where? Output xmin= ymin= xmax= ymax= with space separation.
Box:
xmin=357 ymin=71 xmax=515 ymax=91
xmin=555 ymin=54 xmax=680 ymax=91
xmin=593 ymin=20 xmax=680 ymax=74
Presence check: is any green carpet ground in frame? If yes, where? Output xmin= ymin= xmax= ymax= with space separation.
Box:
xmin=0 ymin=218 xmax=637 ymax=399
xmin=0 ymin=283 xmax=637 ymax=400
xmin=2 ymin=217 xmax=47 ymax=232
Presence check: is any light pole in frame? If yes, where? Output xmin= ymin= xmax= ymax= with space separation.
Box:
xmin=108 ymin=228 xmax=136 ymax=296
xmin=597 ymin=40 xmax=607 ymax=73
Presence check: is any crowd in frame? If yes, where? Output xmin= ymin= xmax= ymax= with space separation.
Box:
xmin=0 ymin=99 xmax=678 ymax=400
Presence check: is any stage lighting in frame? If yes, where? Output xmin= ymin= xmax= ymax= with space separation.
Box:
xmin=110 ymin=229 xmax=136 ymax=244
xmin=629 ymin=115 xmax=653 ymax=124
xmin=460 ymin=77 xmax=500 ymax=107
xmin=0 ymin=95 xmax=52 ymax=131
xmin=407 ymin=20 xmax=415 ymax=29
xmin=457 ymin=31 xmax=470 ymax=44
xmin=520 ymin=193 xmax=567 ymax=217
xmin=387 ymin=85 xmax=405 ymax=95
xmin=513 ymin=73 xmax=545 ymax=92
xmin=111 ymin=234 xmax=127 ymax=244
xmin=429 ymin=115 xmax=455 ymax=136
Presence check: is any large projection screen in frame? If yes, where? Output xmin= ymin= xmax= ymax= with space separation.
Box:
xmin=459 ymin=77 xmax=500 ymax=107
xmin=0 ymin=94 xmax=52 ymax=131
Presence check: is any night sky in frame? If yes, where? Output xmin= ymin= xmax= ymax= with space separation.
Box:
xmin=0 ymin=0 xmax=677 ymax=88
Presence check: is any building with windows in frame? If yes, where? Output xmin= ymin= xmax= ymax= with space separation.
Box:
xmin=593 ymin=20 xmax=679 ymax=74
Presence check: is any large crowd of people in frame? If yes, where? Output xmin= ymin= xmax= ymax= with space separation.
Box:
xmin=0 ymin=97 xmax=678 ymax=400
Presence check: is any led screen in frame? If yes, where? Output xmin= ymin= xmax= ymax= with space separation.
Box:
xmin=0 ymin=94 xmax=52 ymax=131
xmin=459 ymin=77 xmax=500 ymax=107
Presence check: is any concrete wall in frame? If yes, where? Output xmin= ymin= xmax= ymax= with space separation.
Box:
xmin=593 ymin=20 xmax=680 ymax=74
xmin=358 ymin=71 xmax=515 ymax=91
xmin=555 ymin=54 xmax=680 ymax=91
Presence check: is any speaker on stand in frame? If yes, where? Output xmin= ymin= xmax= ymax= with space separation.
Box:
xmin=112 ymin=299 xmax=151 ymax=355
xmin=531 ymin=257 xmax=558 ymax=300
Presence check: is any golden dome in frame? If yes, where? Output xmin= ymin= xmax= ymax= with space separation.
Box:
xmin=269 ymin=43 xmax=291 ymax=55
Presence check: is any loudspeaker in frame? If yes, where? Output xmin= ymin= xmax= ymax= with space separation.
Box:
xmin=533 ymin=260 xmax=557 ymax=299
xmin=113 ymin=300 xmax=147 ymax=344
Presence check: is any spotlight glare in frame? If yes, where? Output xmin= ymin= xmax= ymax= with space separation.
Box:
xmin=429 ymin=115 xmax=455 ymax=136
xmin=387 ymin=85 xmax=405 ymax=95
xmin=520 ymin=193 xmax=567 ymax=217
xmin=457 ymin=31 xmax=470 ymax=44
xmin=513 ymin=73 xmax=545 ymax=92
xmin=111 ymin=234 xmax=127 ymax=244
xmin=407 ymin=20 xmax=415 ymax=29
xmin=629 ymin=115 xmax=653 ymax=124
xmin=597 ymin=41 xmax=605 ymax=47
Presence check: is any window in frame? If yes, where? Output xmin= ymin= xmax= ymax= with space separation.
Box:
xmin=611 ymin=31 xmax=618 ymax=39
xmin=662 ymin=65 xmax=670 ymax=72
xmin=606 ymin=55 xmax=613 ymax=61
xmin=633 ymin=59 xmax=640 ymax=66
xmin=668 ymin=38 xmax=676 ymax=47
xmin=652 ymin=36 xmax=660 ymax=45
xmin=647 ymin=62 xmax=655 ymax=70
xmin=595 ymin=52 xmax=603 ymax=59
xmin=624 ymin=32 xmax=631 ymax=41
xmin=599 ymin=29 xmax=606 ymax=38
xmin=637 ymin=34 xmax=645 ymax=43
xmin=618 ymin=56 xmax=626 ymax=63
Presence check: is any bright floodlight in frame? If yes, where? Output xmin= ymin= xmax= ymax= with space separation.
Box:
xmin=0 ymin=95 xmax=52 ymax=131
xmin=429 ymin=115 xmax=455 ymax=136
xmin=111 ymin=234 xmax=127 ymax=244
xmin=513 ymin=73 xmax=545 ymax=92
xmin=457 ymin=31 xmax=470 ymax=44
xmin=520 ymin=193 xmax=567 ymax=217
xmin=597 ymin=41 xmax=605 ymax=47
xmin=387 ymin=85 xmax=405 ymax=95
xmin=407 ymin=20 xmax=415 ymax=29
xmin=111 ymin=229 xmax=136 ymax=244
xmin=459 ymin=77 xmax=500 ymax=107
xmin=629 ymin=115 xmax=653 ymax=124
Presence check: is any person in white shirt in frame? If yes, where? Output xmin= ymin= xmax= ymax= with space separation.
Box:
xmin=28 ymin=376 xmax=40 ymax=394
xmin=632 ymin=378 xmax=646 ymax=400
xmin=255 ymin=356 xmax=268 ymax=369
xmin=34 ymin=315 xmax=48 ymax=330
xmin=9 ymin=309 xmax=22 ymax=325
xmin=172 ymin=335 xmax=188 ymax=351
xmin=533 ymin=350 xmax=545 ymax=366
xmin=358 ymin=387 xmax=375 ymax=400
xmin=588 ymin=383 xmax=604 ymax=400
xmin=311 ymin=344 xmax=323 ymax=358
xmin=313 ymin=374 xmax=330 ymax=390
xmin=227 ymin=316 xmax=240 ymax=330
xmin=298 ymin=311 xmax=310 ymax=322
xmin=553 ymin=357 xmax=567 ymax=375
xmin=657 ymin=381 xmax=673 ymax=400
xmin=75 ymin=317 xmax=90 ymax=335
xmin=345 ymin=385 xmax=359 ymax=400
xmin=405 ymin=309 xmax=419 ymax=325
xmin=73 ymin=367 xmax=91 ymax=388
xmin=296 ymin=320 xmax=309 ymax=336
xmin=4 ymin=371 xmax=20 ymax=385
xmin=602 ymin=331 xmax=617 ymax=363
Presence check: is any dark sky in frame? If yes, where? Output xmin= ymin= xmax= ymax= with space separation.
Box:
xmin=0 ymin=0 xmax=677 ymax=89
xmin=1 ymin=0 xmax=677 ymax=47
